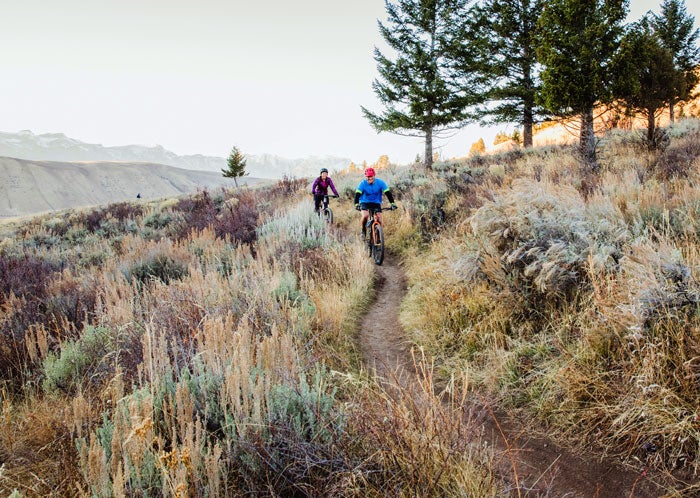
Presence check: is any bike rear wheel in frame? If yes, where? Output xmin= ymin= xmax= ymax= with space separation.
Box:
xmin=372 ymin=224 xmax=384 ymax=265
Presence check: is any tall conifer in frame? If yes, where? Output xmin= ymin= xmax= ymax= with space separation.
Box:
xmin=612 ymin=20 xmax=682 ymax=147
xmin=536 ymin=0 xmax=628 ymax=169
xmin=467 ymin=0 xmax=547 ymax=147
xmin=650 ymin=0 xmax=700 ymax=122
xmin=362 ymin=0 xmax=477 ymax=170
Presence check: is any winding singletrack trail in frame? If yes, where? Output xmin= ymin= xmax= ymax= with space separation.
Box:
xmin=358 ymin=254 xmax=667 ymax=497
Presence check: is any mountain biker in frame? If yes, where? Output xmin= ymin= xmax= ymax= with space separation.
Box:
xmin=311 ymin=167 xmax=339 ymax=215
xmin=354 ymin=167 xmax=396 ymax=237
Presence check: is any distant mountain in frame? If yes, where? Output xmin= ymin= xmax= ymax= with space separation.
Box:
xmin=0 ymin=130 xmax=351 ymax=179
xmin=0 ymin=156 xmax=265 ymax=218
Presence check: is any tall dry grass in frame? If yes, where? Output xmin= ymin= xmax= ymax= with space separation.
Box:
xmin=399 ymin=119 xmax=700 ymax=491
xmin=1 ymin=174 xmax=505 ymax=496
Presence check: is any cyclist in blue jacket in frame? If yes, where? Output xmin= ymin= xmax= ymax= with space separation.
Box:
xmin=353 ymin=167 xmax=396 ymax=237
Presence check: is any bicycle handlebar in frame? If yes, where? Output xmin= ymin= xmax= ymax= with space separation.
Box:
xmin=356 ymin=204 xmax=397 ymax=212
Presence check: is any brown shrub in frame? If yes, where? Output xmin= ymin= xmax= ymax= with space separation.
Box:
xmin=654 ymin=131 xmax=700 ymax=180
xmin=215 ymin=190 xmax=259 ymax=246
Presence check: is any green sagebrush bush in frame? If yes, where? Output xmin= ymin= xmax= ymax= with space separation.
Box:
xmin=126 ymin=252 xmax=189 ymax=285
xmin=466 ymin=179 xmax=629 ymax=302
xmin=42 ymin=326 xmax=114 ymax=394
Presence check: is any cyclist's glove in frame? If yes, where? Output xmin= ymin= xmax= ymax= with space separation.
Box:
xmin=391 ymin=203 xmax=397 ymax=210
xmin=355 ymin=204 xmax=361 ymax=211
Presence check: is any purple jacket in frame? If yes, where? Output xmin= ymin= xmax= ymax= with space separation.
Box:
xmin=311 ymin=176 xmax=339 ymax=196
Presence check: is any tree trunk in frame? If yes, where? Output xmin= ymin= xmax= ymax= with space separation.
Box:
xmin=424 ymin=127 xmax=433 ymax=171
xmin=523 ymin=105 xmax=534 ymax=148
xmin=579 ymin=107 xmax=597 ymax=170
xmin=647 ymin=109 xmax=656 ymax=145
xmin=522 ymin=61 xmax=534 ymax=148
xmin=669 ymin=98 xmax=675 ymax=124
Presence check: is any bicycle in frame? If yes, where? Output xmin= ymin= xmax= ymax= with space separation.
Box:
xmin=363 ymin=204 xmax=396 ymax=265
xmin=313 ymin=194 xmax=338 ymax=224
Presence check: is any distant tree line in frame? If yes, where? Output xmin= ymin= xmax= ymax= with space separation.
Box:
xmin=364 ymin=0 xmax=700 ymax=171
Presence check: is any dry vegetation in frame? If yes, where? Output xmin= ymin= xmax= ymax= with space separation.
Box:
xmin=398 ymin=119 xmax=700 ymax=495
xmin=0 ymin=175 xmax=500 ymax=496
xmin=2 ymin=119 xmax=700 ymax=496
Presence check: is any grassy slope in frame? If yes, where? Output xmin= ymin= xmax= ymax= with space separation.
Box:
xmin=0 ymin=177 xmax=500 ymax=496
xmin=2 ymin=119 xmax=700 ymax=495
xmin=397 ymin=119 xmax=700 ymax=493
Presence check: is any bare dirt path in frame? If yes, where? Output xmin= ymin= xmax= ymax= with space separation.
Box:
xmin=358 ymin=254 xmax=667 ymax=497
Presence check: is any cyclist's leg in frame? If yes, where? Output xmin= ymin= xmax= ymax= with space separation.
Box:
xmin=314 ymin=194 xmax=322 ymax=215
xmin=360 ymin=209 xmax=369 ymax=237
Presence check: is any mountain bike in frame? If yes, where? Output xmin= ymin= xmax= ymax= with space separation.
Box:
xmin=314 ymin=194 xmax=338 ymax=224
xmin=364 ymin=204 xmax=396 ymax=265
xmin=321 ymin=194 xmax=338 ymax=224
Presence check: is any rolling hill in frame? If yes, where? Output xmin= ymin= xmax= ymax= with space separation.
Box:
xmin=0 ymin=156 xmax=266 ymax=218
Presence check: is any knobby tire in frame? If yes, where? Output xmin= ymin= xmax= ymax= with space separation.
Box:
xmin=324 ymin=208 xmax=333 ymax=224
xmin=372 ymin=224 xmax=384 ymax=265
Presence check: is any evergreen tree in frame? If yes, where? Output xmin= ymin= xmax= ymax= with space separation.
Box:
xmin=222 ymin=146 xmax=248 ymax=187
xmin=612 ymin=19 xmax=682 ymax=147
xmin=650 ymin=0 xmax=700 ymax=123
xmin=536 ymin=0 xmax=628 ymax=169
xmin=467 ymin=0 xmax=547 ymax=147
xmin=362 ymin=0 xmax=477 ymax=171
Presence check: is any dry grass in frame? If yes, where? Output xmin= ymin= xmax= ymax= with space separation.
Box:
xmin=0 ymin=176 xmax=504 ymax=496
xmin=399 ymin=119 xmax=700 ymax=492
xmin=6 ymin=120 xmax=700 ymax=494
xmin=343 ymin=352 xmax=502 ymax=496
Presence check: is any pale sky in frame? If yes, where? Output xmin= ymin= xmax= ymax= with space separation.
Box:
xmin=0 ymin=0 xmax=697 ymax=165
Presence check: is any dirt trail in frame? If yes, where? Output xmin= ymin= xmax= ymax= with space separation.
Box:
xmin=359 ymin=255 xmax=667 ymax=497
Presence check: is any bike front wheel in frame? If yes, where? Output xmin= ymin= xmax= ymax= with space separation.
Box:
xmin=323 ymin=207 xmax=333 ymax=224
xmin=372 ymin=224 xmax=384 ymax=265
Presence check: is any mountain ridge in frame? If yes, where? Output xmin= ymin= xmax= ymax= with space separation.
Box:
xmin=0 ymin=130 xmax=352 ymax=179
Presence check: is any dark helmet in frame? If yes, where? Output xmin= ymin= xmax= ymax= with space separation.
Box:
xmin=320 ymin=167 xmax=328 ymax=174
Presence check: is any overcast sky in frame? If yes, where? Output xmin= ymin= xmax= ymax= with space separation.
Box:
xmin=0 ymin=0 xmax=697 ymax=165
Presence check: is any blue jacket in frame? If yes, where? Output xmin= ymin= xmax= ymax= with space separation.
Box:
xmin=356 ymin=178 xmax=389 ymax=204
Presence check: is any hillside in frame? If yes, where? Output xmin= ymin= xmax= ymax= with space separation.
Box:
xmin=2 ymin=122 xmax=700 ymax=496
xmin=0 ymin=156 xmax=264 ymax=218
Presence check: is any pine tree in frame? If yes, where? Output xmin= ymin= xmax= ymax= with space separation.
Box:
xmin=650 ymin=0 xmax=700 ymax=123
xmin=467 ymin=0 xmax=547 ymax=147
xmin=362 ymin=0 xmax=478 ymax=171
xmin=536 ymin=0 xmax=628 ymax=169
xmin=222 ymin=146 xmax=248 ymax=187
xmin=612 ymin=19 xmax=682 ymax=147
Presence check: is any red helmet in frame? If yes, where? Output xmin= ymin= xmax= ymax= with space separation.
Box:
xmin=364 ymin=167 xmax=375 ymax=177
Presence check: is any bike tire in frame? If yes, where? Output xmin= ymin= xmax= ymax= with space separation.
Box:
xmin=324 ymin=207 xmax=333 ymax=224
xmin=372 ymin=224 xmax=384 ymax=265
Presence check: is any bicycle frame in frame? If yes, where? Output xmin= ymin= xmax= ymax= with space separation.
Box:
xmin=364 ymin=205 xmax=394 ymax=265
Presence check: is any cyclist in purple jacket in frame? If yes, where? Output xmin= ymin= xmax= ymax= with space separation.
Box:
xmin=311 ymin=168 xmax=339 ymax=214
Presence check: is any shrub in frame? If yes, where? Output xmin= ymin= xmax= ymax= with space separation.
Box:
xmin=127 ymin=253 xmax=189 ymax=286
xmin=215 ymin=190 xmax=259 ymax=246
xmin=172 ymin=189 xmax=219 ymax=238
xmin=0 ymin=252 xmax=60 ymax=304
xmin=42 ymin=326 xmax=114 ymax=394
xmin=468 ymin=179 xmax=629 ymax=304
xmin=654 ymin=131 xmax=700 ymax=180
xmin=143 ymin=210 xmax=173 ymax=230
